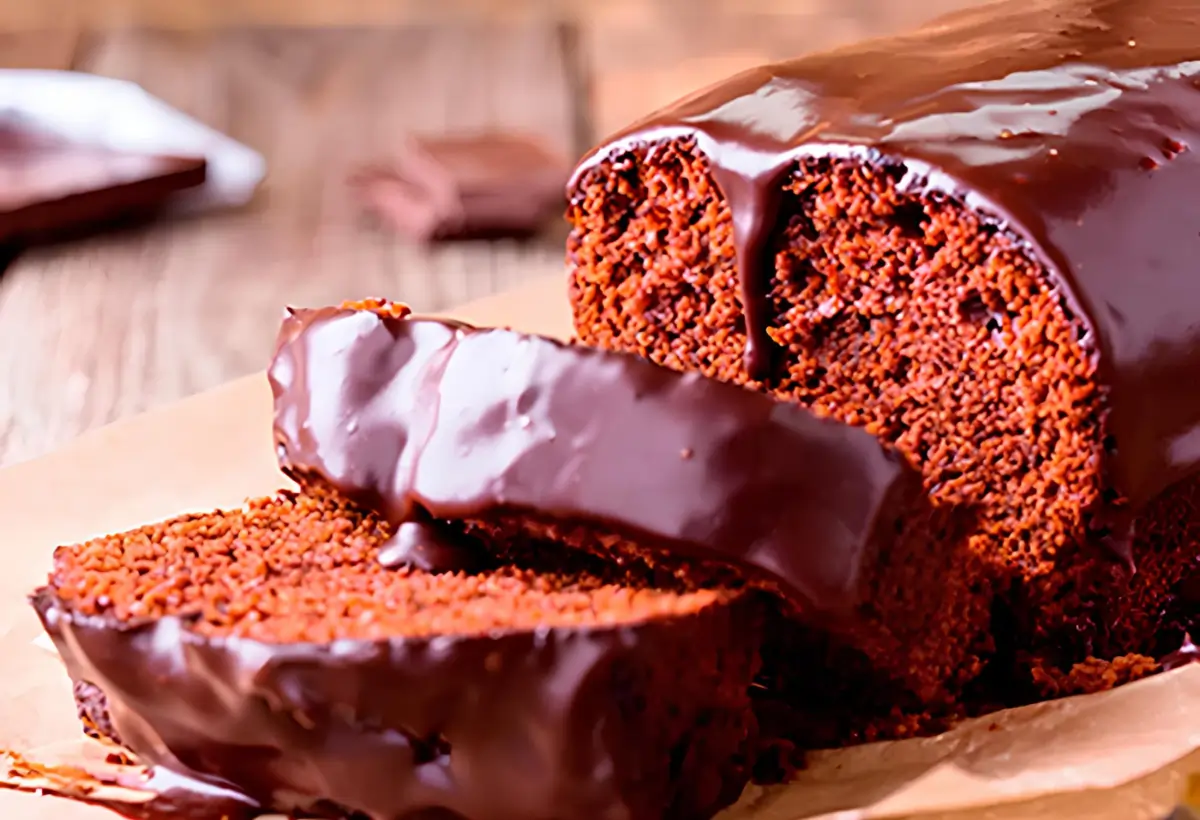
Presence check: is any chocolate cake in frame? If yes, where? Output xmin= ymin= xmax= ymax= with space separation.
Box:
xmin=566 ymin=0 xmax=1200 ymax=691
xmin=34 ymin=488 xmax=766 ymax=820
xmin=31 ymin=295 xmax=991 ymax=819
xmin=349 ymin=133 xmax=568 ymax=241
xmin=270 ymin=302 xmax=986 ymax=737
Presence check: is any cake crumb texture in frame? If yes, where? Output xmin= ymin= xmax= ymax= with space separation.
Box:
xmin=568 ymin=140 xmax=1199 ymax=700
xmin=48 ymin=486 xmax=730 ymax=644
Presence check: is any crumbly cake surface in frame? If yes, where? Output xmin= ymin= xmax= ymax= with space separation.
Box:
xmin=568 ymin=139 xmax=1187 ymax=694
xmin=39 ymin=487 xmax=770 ymax=820
xmin=49 ymin=487 xmax=731 ymax=643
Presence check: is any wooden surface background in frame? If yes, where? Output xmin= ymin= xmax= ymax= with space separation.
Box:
xmin=0 ymin=1 xmax=986 ymax=467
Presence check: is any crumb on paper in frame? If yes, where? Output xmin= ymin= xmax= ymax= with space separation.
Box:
xmin=1 ymin=748 xmax=155 ymax=805
xmin=1029 ymin=653 xmax=1160 ymax=697
xmin=3 ymin=748 xmax=101 ymax=797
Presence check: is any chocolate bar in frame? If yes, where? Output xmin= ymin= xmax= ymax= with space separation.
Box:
xmin=0 ymin=120 xmax=206 ymax=249
xmin=350 ymin=132 xmax=568 ymax=241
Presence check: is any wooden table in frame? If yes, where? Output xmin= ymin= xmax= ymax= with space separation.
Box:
xmin=0 ymin=1 xmax=986 ymax=467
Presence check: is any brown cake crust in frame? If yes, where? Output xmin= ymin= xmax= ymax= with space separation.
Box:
xmin=35 ymin=489 xmax=765 ymax=820
xmin=566 ymin=0 xmax=1200 ymax=692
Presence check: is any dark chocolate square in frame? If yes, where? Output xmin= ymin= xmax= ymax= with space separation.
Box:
xmin=350 ymin=132 xmax=568 ymax=242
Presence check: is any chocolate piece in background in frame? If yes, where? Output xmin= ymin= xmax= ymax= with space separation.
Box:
xmin=349 ymin=132 xmax=567 ymax=242
xmin=0 ymin=117 xmax=206 ymax=258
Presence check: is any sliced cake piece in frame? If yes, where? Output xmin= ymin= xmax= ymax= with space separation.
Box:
xmin=270 ymin=301 xmax=986 ymax=743
xmin=565 ymin=0 xmax=1200 ymax=690
xmin=34 ymin=488 xmax=765 ymax=820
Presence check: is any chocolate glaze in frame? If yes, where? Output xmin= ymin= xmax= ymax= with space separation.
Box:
xmin=269 ymin=305 xmax=923 ymax=615
xmin=569 ymin=0 xmax=1200 ymax=518
xmin=32 ymin=586 xmax=763 ymax=820
xmin=377 ymin=517 xmax=489 ymax=574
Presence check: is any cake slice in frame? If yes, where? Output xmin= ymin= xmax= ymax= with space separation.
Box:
xmin=32 ymin=297 xmax=984 ymax=819
xmin=34 ymin=488 xmax=765 ymax=820
xmin=565 ymin=0 xmax=1200 ymax=691
xmin=270 ymin=302 xmax=986 ymax=742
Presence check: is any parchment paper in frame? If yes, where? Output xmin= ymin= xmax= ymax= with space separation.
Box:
xmin=0 ymin=276 xmax=1196 ymax=820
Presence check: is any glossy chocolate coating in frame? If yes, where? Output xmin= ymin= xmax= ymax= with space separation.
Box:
xmin=269 ymin=306 xmax=921 ymax=615
xmin=570 ymin=0 xmax=1200 ymax=512
xmin=32 ymin=587 xmax=761 ymax=820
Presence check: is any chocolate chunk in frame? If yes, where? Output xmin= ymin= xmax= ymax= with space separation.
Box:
xmin=350 ymin=132 xmax=567 ymax=241
xmin=0 ymin=118 xmax=206 ymax=249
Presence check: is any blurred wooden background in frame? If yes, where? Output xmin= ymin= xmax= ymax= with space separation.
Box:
xmin=0 ymin=0 xmax=988 ymax=467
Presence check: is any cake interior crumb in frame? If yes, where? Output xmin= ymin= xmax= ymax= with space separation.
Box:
xmin=48 ymin=487 xmax=729 ymax=644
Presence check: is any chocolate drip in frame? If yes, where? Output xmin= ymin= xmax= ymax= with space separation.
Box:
xmin=378 ymin=515 xmax=487 ymax=574
xmin=269 ymin=305 xmax=922 ymax=615
xmin=689 ymin=132 xmax=804 ymax=381
xmin=569 ymin=0 xmax=1200 ymax=513
xmin=707 ymin=160 xmax=789 ymax=381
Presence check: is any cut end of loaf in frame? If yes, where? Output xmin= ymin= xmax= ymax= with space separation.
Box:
xmin=567 ymin=136 xmax=1198 ymax=691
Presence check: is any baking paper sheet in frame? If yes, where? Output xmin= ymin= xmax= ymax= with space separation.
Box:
xmin=0 ymin=276 xmax=1196 ymax=820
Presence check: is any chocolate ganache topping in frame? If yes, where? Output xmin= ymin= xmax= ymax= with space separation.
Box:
xmin=33 ymin=586 xmax=762 ymax=820
xmin=269 ymin=304 xmax=921 ymax=615
xmin=1161 ymin=633 xmax=1199 ymax=671
xmin=570 ymin=0 xmax=1200 ymax=510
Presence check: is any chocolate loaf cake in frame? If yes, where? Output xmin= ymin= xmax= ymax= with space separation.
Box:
xmin=566 ymin=0 xmax=1200 ymax=691
xmin=270 ymin=302 xmax=985 ymax=741
xmin=30 ymin=298 xmax=986 ymax=818
xmin=34 ymin=488 xmax=766 ymax=820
